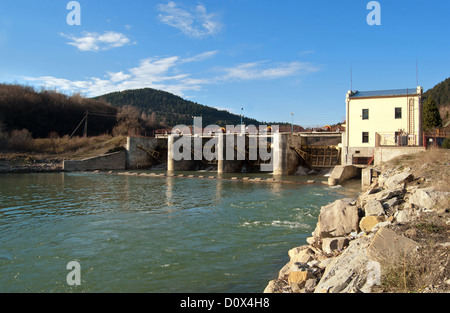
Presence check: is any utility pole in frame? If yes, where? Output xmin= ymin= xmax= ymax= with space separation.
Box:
xmin=291 ymin=112 xmax=295 ymax=133
xmin=240 ymin=108 xmax=244 ymax=134
xmin=83 ymin=111 xmax=88 ymax=138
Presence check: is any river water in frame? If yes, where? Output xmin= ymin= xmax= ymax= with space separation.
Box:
xmin=0 ymin=171 xmax=360 ymax=293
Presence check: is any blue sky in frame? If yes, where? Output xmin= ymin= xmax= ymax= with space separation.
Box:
xmin=1 ymin=1 xmax=449 ymax=127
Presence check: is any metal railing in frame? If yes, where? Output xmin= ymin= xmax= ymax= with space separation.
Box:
xmin=375 ymin=132 xmax=419 ymax=147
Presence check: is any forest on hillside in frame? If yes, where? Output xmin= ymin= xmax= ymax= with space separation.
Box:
xmin=423 ymin=77 xmax=450 ymax=107
xmin=0 ymin=84 xmax=263 ymax=142
xmin=423 ymin=77 xmax=450 ymax=126
xmin=0 ymin=84 xmax=118 ymax=138
xmin=94 ymin=88 xmax=261 ymax=127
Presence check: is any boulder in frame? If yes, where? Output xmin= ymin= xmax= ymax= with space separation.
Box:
xmin=290 ymin=247 xmax=315 ymax=265
xmin=382 ymin=197 xmax=402 ymax=215
xmin=359 ymin=188 xmax=404 ymax=209
xmin=366 ymin=228 xmax=420 ymax=266
xmin=322 ymin=237 xmax=350 ymax=254
xmin=364 ymin=200 xmax=385 ymax=216
xmin=304 ymin=278 xmax=318 ymax=293
xmin=359 ymin=216 xmax=386 ymax=233
xmin=288 ymin=245 xmax=309 ymax=259
xmin=409 ymin=188 xmax=450 ymax=210
xmin=394 ymin=209 xmax=413 ymax=223
xmin=288 ymin=270 xmax=314 ymax=293
xmin=312 ymin=198 xmax=359 ymax=238
xmin=383 ymin=170 xmax=414 ymax=189
xmin=315 ymin=237 xmax=381 ymax=293
xmin=278 ymin=247 xmax=316 ymax=279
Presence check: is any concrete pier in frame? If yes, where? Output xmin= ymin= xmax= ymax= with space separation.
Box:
xmin=272 ymin=133 xmax=303 ymax=175
xmin=327 ymin=165 xmax=361 ymax=186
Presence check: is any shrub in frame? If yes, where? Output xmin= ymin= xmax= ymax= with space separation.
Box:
xmin=443 ymin=137 xmax=450 ymax=149
xmin=8 ymin=129 xmax=34 ymax=152
xmin=0 ymin=132 xmax=8 ymax=151
xmin=0 ymin=122 xmax=8 ymax=151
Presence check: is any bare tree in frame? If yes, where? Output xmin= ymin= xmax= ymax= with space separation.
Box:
xmin=113 ymin=105 xmax=143 ymax=136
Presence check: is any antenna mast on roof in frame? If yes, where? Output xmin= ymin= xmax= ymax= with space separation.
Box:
xmin=350 ymin=65 xmax=353 ymax=92
xmin=416 ymin=58 xmax=419 ymax=87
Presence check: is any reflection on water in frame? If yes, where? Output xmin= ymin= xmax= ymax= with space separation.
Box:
xmin=0 ymin=172 xmax=359 ymax=293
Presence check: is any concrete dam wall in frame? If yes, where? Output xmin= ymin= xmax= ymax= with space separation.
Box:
xmin=63 ymin=151 xmax=127 ymax=171
xmin=64 ymin=133 xmax=343 ymax=177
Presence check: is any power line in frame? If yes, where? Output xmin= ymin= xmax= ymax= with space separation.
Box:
xmin=70 ymin=112 xmax=88 ymax=138
xmin=69 ymin=110 xmax=117 ymax=138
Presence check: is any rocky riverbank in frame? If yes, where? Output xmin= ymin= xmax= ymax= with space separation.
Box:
xmin=0 ymin=154 xmax=63 ymax=173
xmin=265 ymin=150 xmax=450 ymax=293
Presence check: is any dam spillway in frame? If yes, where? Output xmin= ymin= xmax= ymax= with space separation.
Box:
xmin=132 ymin=132 xmax=343 ymax=176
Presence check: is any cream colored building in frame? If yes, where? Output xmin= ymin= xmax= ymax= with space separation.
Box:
xmin=343 ymin=87 xmax=423 ymax=165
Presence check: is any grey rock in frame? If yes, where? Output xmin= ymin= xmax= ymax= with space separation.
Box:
xmin=409 ymin=188 xmax=450 ymax=210
xmin=315 ymin=237 xmax=381 ymax=293
xmin=366 ymin=228 xmax=420 ymax=266
xmin=312 ymin=198 xmax=359 ymax=238
xmin=364 ymin=200 xmax=385 ymax=216
xmin=322 ymin=237 xmax=350 ymax=254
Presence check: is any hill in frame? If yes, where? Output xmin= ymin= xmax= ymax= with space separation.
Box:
xmin=423 ymin=77 xmax=450 ymax=106
xmin=0 ymin=84 xmax=264 ymax=142
xmin=423 ymin=77 xmax=450 ymax=124
xmin=94 ymin=88 xmax=261 ymax=127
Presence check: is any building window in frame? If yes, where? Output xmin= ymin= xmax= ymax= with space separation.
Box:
xmin=362 ymin=109 xmax=369 ymax=120
xmin=395 ymin=107 xmax=402 ymax=119
xmin=362 ymin=132 xmax=369 ymax=143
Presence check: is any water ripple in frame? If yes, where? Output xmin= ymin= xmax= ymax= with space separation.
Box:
xmin=0 ymin=172 xmax=357 ymax=292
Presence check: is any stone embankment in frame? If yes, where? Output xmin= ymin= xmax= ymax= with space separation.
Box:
xmin=264 ymin=165 xmax=450 ymax=293
xmin=0 ymin=156 xmax=62 ymax=173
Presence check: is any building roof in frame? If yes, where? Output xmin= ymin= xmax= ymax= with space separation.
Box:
xmin=349 ymin=88 xmax=419 ymax=99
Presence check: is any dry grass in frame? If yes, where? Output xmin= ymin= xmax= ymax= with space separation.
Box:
xmin=374 ymin=148 xmax=450 ymax=293
xmin=375 ymin=213 xmax=450 ymax=293
xmin=381 ymin=148 xmax=450 ymax=192
xmin=32 ymin=135 xmax=126 ymax=158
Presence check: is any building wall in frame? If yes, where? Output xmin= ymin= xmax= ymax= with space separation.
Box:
xmin=374 ymin=146 xmax=426 ymax=165
xmin=347 ymin=95 xmax=421 ymax=149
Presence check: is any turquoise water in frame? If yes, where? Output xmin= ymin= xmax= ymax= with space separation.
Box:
xmin=0 ymin=172 xmax=359 ymax=293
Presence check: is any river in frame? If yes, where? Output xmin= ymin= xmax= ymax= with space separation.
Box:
xmin=0 ymin=171 xmax=360 ymax=292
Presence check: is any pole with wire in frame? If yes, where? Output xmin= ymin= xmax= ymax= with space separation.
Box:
xmin=291 ymin=112 xmax=295 ymax=133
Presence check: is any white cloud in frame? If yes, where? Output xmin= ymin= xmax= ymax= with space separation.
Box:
xmin=23 ymin=52 xmax=319 ymax=99
xmin=181 ymin=50 xmax=218 ymax=63
xmin=24 ymin=53 xmax=215 ymax=98
xmin=60 ymin=31 xmax=133 ymax=52
xmin=220 ymin=61 xmax=319 ymax=81
xmin=156 ymin=1 xmax=222 ymax=38
xmin=107 ymin=71 xmax=131 ymax=83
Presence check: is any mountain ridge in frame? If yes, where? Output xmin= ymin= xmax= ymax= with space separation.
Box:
xmin=94 ymin=87 xmax=262 ymax=127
